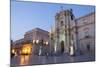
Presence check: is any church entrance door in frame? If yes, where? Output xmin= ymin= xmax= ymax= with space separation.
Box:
xmin=61 ymin=41 xmax=64 ymax=53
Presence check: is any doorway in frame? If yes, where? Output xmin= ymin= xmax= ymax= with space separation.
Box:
xmin=87 ymin=44 xmax=90 ymax=51
xmin=61 ymin=41 xmax=64 ymax=53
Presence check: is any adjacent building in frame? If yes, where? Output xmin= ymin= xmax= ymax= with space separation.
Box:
xmin=12 ymin=28 xmax=49 ymax=55
xmin=76 ymin=12 xmax=95 ymax=55
xmin=24 ymin=28 xmax=49 ymax=55
xmin=24 ymin=28 xmax=49 ymax=43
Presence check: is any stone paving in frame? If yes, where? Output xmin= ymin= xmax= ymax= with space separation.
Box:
xmin=11 ymin=53 xmax=95 ymax=66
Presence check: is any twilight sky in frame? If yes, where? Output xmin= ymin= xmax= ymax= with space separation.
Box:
xmin=11 ymin=1 xmax=95 ymax=41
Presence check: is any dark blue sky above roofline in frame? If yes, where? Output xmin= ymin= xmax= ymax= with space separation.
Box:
xmin=11 ymin=1 xmax=95 ymax=41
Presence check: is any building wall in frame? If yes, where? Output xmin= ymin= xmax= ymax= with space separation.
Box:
xmin=24 ymin=28 xmax=49 ymax=55
xmin=24 ymin=28 xmax=49 ymax=42
xmin=76 ymin=12 xmax=95 ymax=55
xmin=77 ymin=13 xmax=95 ymax=39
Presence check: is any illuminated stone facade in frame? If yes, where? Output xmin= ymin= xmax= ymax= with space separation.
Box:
xmin=13 ymin=28 xmax=49 ymax=55
xmin=24 ymin=28 xmax=49 ymax=42
xmin=50 ymin=9 xmax=77 ymax=55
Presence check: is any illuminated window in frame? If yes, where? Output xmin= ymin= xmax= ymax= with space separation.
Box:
xmin=21 ymin=44 xmax=32 ymax=54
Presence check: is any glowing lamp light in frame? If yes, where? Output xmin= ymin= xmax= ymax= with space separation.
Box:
xmin=22 ymin=48 xmax=28 ymax=54
xmin=54 ymin=44 xmax=57 ymax=53
xmin=12 ymin=49 xmax=17 ymax=56
xmin=33 ymin=40 xmax=35 ymax=43
xmin=15 ymin=52 xmax=17 ymax=56
xmin=36 ymin=40 xmax=39 ymax=44
xmin=45 ymin=42 xmax=48 ymax=45
xmin=12 ymin=49 xmax=15 ymax=54
xmin=70 ymin=46 xmax=74 ymax=55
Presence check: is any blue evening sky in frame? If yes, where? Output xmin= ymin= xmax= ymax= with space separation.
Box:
xmin=11 ymin=1 xmax=95 ymax=41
